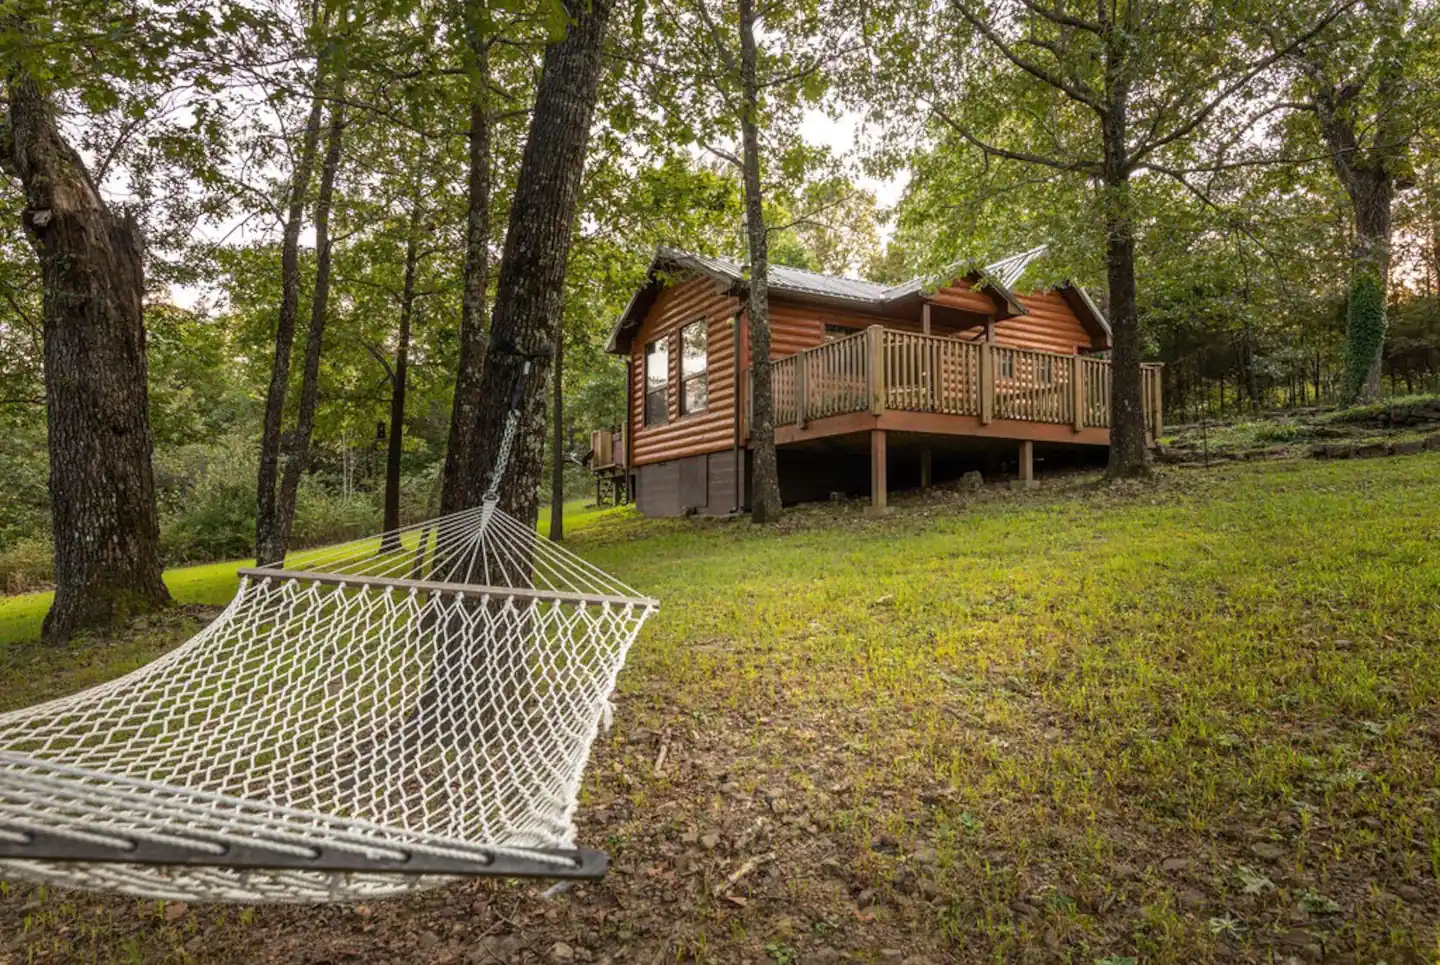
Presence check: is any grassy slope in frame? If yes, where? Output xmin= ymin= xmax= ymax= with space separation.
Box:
xmin=2 ymin=462 xmax=1438 ymax=963
xmin=0 ymin=499 xmax=605 ymax=649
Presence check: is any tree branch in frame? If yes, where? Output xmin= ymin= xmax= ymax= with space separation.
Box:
xmin=928 ymin=101 xmax=1102 ymax=173
xmin=951 ymin=0 xmax=1105 ymax=113
xmin=1129 ymin=0 xmax=1358 ymax=165
xmin=1018 ymin=0 xmax=1101 ymax=33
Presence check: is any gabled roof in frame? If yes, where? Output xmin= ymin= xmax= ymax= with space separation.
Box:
xmin=606 ymin=245 xmax=1109 ymax=353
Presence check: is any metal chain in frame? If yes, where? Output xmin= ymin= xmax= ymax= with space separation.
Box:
xmin=483 ymin=361 xmax=531 ymax=504
xmin=483 ymin=409 xmax=522 ymax=503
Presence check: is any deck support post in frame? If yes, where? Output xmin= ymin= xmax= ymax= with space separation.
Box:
xmin=1013 ymin=439 xmax=1037 ymax=490
xmin=868 ymin=429 xmax=888 ymax=513
xmin=920 ymin=448 xmax=932 ymax=489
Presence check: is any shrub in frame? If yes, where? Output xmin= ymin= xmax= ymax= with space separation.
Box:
xmin=290 ymin=483 xmax=383 ymax=548
xmin=0 ymin=536 xmax=54 ymax=594
xmin=158 ymin=435 xmax=259 ymax=564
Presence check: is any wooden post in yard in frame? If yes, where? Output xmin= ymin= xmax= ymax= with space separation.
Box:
xmin=920 ymin=449 xmax=932 ymax=489
xmin=869 ymin=428 xmax=888 ymax=512
xmin=1072 ymin=356 xmax=1085 ymax=432
xmin=866 ymin=325 xmax=886 ymax=415
xmin=980 ymin=341 xmax=994 ymax=425
xmin=1015 ymin=439 xmax=1035 ymax=490
xmin=1153 ymin=367 xmax=1164 ymax=441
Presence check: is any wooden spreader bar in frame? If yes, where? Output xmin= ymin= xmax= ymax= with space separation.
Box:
xmin=0 ymin=828 xmax=609 ymax=880
xmin=237 ymin=568 xmax=659 ymax=609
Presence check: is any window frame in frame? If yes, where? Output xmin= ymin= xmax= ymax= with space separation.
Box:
xmin=678 ymin=318 xmax=709 ymax=416
xmin=643 ymin=337 xmax=669 ymax=427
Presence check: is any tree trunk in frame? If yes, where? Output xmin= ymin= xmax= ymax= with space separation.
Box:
xmin=381 ymin=192 xmax=423 ymax=551
xmin=268 ymin=88 xmax=347 ymax=562
xmin=439 ymin=30 xmax=493 ymax=517
xmin=549 ymin=328 xmax=564 ymax=541
xmin=1343 ymin=178 xmax=1393 ymax=403
xmin=452 ymin=0 xmax=613 ymax=526
xmin=257 ymin=52 xmax=328 ymax=564
xmin=1100 ymin=105 xmax=1151 ymax=477
xmin=3 ymin=72 xmax=171 ymax=642
xmin=739 ymin=0 xmax=783 ymax=522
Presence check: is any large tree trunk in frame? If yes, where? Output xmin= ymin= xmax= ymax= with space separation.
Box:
xmin=256 ymin=55 xmax=328 ymax=564
xmin=1342 ymin=175 xmax=1393 ymax=402
xmin=739 ymin=0 xmax=783 ymax=523
xmin=381 ymin=192 xmax=423 ymax=550
xmin=268 ymin=90 xmax=347 ymax=562
xmin=439 ymin=31 xmax=494 ymax=517
xmin=3 ymin=72 xmax=171 ymax=643
xmin=549 ymin=328 xmax=565 ymax=541
xmin=454 ymin=0 xmax=613 ymax=526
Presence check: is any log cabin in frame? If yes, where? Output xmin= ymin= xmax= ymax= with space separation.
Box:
xmin=590 ymin=246 xmax=1163 ymax=516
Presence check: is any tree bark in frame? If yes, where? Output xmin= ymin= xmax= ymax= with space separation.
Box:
xmin=256 ymin=52 xmax=328 ymax=564
xmin=267 ymin=86 xmax=347 ymax=562
xmin=1100 ymin=84 xmax=1151 ymax=478
xmin=381 ymin=188 xmax=423 ymax=551
xmin=739 ymin=0 xmax=783 ymax=522
xmin=549 ymin=327 xmax=564 ymax=541
xmin=1303 ymin=1 xmax=1409 ymax=405
xmin=3 ymin=72 xmax=171 ymax=642
xmin=439 ymin=30 xmax=493 ymax=517
xmin=454 ymin=0 xmax=613 ymax=526
xmin=1341 ymin=176 xmax=1394 ymax=402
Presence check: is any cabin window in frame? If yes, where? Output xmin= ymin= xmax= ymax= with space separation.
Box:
xmin=680 ymin=320 xmax=709 ymax=415
xmin=823 ymin=323 xmax=855 ymax=341
xmin=644 ymin=338 xmax=669 ymax=426
xmin=999 ymin=353 xmax=1015 ymax=379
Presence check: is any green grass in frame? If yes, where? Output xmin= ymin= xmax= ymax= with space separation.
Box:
xmin=3 ymin=463 xmax=1439 ymax=963
xmin=0 ymin=499 xmax=614 ymax=649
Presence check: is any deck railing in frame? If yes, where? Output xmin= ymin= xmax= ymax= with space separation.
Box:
xmin=590 ymin=427 xmax=626 ymax=470
xmin=759 ymin=325 xmax=1163 ymax=439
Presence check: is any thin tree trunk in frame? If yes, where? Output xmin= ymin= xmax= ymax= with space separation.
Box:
xmin=269 ymin=86 xmax=347 ymax=561
xmin=456 ymin=0 xmax=613 ymax=526
xmin=549 ymin=328 xmax=564 ymax=541
xmin=381 ymin=190 xmax=423 ymax=551
xmin=257 ymin=50 xmax=328 ymax=564
xmin=439 ymin=29 xmax=493 ymax=517
xmin=4 ymin=72 xmax=171 ymax=643
xmin=1100 ymin=98 xmax=1151 ymax=477
xmin=739 ymin=0 xmax=783 ymax=522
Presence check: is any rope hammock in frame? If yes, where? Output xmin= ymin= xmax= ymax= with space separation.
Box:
xmin=0 ymin=366 xmax=657 ymax=903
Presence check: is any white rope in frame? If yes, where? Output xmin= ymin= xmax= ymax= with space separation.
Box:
xmin=0 ymin=501 xmax=656 ymax=903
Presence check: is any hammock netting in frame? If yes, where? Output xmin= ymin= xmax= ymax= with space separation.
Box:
xmin=0 ymin=501 xmax=656 ymax=903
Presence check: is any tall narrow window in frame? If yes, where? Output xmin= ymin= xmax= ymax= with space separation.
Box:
xmin=680 ymin=319 xmax=708 ymax=415
xmin=644 ymin=338 xmax=668 ymax=426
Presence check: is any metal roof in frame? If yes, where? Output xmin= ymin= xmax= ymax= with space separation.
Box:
xmin=608 ymin=244 xmax=1108 ymax=352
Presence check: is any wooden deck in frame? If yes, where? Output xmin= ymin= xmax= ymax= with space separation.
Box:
xmin=754 ymin=326 xmax=1163 ymax=449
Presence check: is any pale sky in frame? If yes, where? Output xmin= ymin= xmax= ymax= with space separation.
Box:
xmin=167 ymin=108 xmax=900 ymax=310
